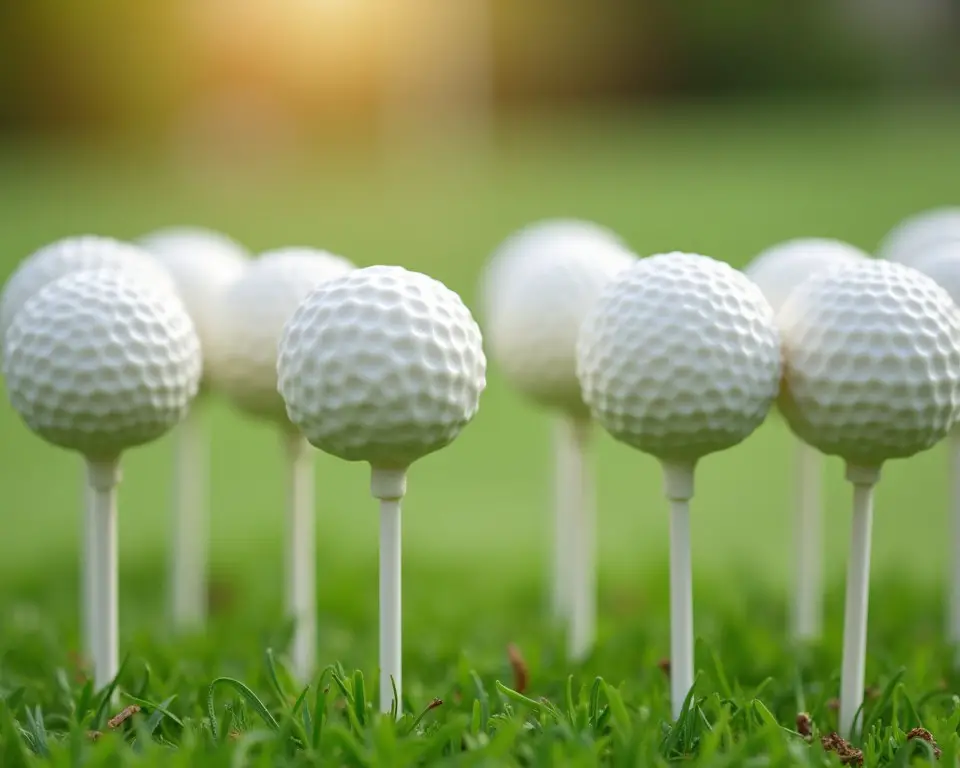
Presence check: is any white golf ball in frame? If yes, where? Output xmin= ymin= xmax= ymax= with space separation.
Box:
xmin=480 ymin=219 xmax=637 ymax=415
xmin=138 ymin=227 xmax=249 ymax=386
xmin=910 ymin=241 xmax=960 ymax=306
xmin=3 ymin=269 xmax=202 ymax=459
xmin=878 ymin=207 xmax=960 ymax=265
xmin=216 ymin=247 xmax=354 ymax=425
xmin=277 ymin=265 xmax=486 ymax=468
xmin=743 ymin=238 xmax=868 ymax=314
xmin=0 ymin=236 xmax=177 ymax=349
xmin=778 ymin=259 xmax=960 ymax=467
xmin=577 ymin=252 xmax=781 ymax=462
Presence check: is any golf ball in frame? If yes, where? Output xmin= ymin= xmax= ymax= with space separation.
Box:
xmin=744 ymin=238 xmax=868 ymax=314
xmin=480 ymin=219 xmax=636 ymax=415
xmin=910 ymin=241 xmax=960 ymax=306
xmin=0 ymin=236 xmax=177 ymax=349
xmin=778 ymin=259 xmax=960 ymax=467
xmin=878 ymin=207 xmax=960 ymax=265
xmin=277 ymin=265 xmax=486 ymax=468
xmin=3 ymin=269 xmax=202 ymax=459
xmin=138 ymin=227 xmax=249 ymax=387
xmin=216 ymin=247 xmax=354 ymax=425
xmin=577 ymin=252 xmax=781 ymax=462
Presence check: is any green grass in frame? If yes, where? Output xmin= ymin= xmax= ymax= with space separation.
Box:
xmin=1 ymin=100 xmax=960 ymax=764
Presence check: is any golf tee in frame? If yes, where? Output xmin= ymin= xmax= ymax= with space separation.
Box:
xmin=661 ymin=460 xmax=696 ymax=720
xmin=551 ymin=418 xmax=575 ymax=621
xmin=371 ymin=466 xmax=406 ymax=717
xmin=565 ymin=416 xmax=595 ymax=663
xmin=792 ymin=439 xmax=823 ymax=642
xmin=85 ymin=457 xmax=121 ymax=693
xmin=284 ymin=433 xmax=316 ymax=683
xmin=839 ymin=463 xmax=879 ymax=738
xmin=949 ymin=431 xmax=960 ymax=648
xmin=171 ymin=405 xmax=207 ymax=629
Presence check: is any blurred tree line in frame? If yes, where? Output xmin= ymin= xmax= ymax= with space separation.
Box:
xmin=0 ymin=0 xmax=957 ymax=140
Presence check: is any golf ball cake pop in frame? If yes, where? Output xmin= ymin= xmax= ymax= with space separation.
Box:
xmin=139 ymin=226 xmax=249 ymax=386
xmin=879 ymin=207 xmax=960 ymax=265
xmin=138 ymin=226 xmax=250 ymax=630
xmin=577 ymin=251 xmax=781 ymax=718
xmin=217 ymin=247 xmax=354 ymax=424
xmin=743 ymin=237 xmax=868 ymax=643
xmin=277 ymin=264 xmax=486 ymax=715
xmin=777 ymin=258 xmax=960 ymax=736
xmin=2 ymin=268 xmax=201 ymax=691
xmin=481 ymin=219 xmax=636 ymax=415
xmin=479 ymin=218 xmax=637 ymax=661
xmin=0 ymin=235 xmax=176 ymax=350
xmin=216 ymin=245 xmax=354 ymax=682
xmin=744 ymin=238 xmax=868 ymax=314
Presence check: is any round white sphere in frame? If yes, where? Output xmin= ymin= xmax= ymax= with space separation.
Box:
xmin=138 ymin=226 xmax=249 ymax=386
xmin=778 ymin=259 xmax=960 ymax=467
xmin=277 ymin=265 xmax=486 ymax=468
xmin=909 ymin=241 xmax=960 ymax=307
xmin=480 ymin=219 xmax=637 ymax=415
xmin=0 ymin=235 xmax=177 ymax=349
xmin=3 ymin=269 xmax=202 ymax=459
xmin=216 ymin=247 xmax=354 ymax=424
xmin=743 ymin=238 xmax=869 ymax=314
xmin=878 ymin=207 xmax=960 ymax=265
xmin=577 ymin=252 xmax=781 ymax=462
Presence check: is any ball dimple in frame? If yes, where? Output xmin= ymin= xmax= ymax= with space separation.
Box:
xmin=778 ymin=259 xmax=960 ymax=466
xmin=3 ymin=269 xmax=202 ymax=458
xmin=215 ymin=247 xmax=354 ymax=426
xmin=480 ymin=219 xmax=637 ymax=415
xmin=577 ymin=252 xmax=782 ymax=463
xmin=277 ymin=265 xmax=486 ymax=468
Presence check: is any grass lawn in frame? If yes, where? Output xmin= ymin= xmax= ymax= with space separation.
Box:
xmin=1 ymin=100 xmax=959 ymax=764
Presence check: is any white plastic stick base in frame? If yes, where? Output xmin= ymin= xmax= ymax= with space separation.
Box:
xmin=170 ymin=405 xmax=208 ymax=630
xmin=85 ymin=457 xmax=121 ymax=693
xmin=284 ymin=433 xmax=316 ymax=683
xmin=791 ymin=439 xmax=823 ymax=642
xmin=839 ymin=462 xmax=879 ymax=738
xmin=563 ymin=417 xmax=595 ymax=663
xmin=949 ymin=432 xmax=960 ymax=649
xmin=371 ymin=466 xmax=406 ymax=717
xmin=661 ymin=459 xmax=696 ymax=720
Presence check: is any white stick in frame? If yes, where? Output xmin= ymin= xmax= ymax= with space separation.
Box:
xmin=949 ymin=431 xmax=960 ymax=647
xmin=791 ymin=439 xmax=823 ymax=642
xmin=81 ymin=464 xmax=97 ymax=667
xmin=371 ymin=467 xmax=407 ymax=717
xmin=661 ymin=460 xmax=696 ymax=720
xmin=284 ymin=433 xmax=316 ymax=683
xmin=170 ymin=406 xmax=207 ymax=629
xmin=839 ymin=463 xmax=879 ymax=738
xmin=566 ymin=417 xmax=595 ymax=662
xmin=85 ymin=457 xmax=121 ymax=692
xmin=551 ymin=418 xmax=574 ymax=621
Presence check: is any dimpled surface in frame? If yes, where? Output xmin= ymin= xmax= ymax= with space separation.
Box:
xmin=138 ymin=227 xmax=249 ymax=385
xmin=216 ymin=247 xmax=354 ymax=424
xmin=778 ymin=259 xmax=960 ymax=466
xmin=0 ymin=236 xmax=177 ymax=348
xmin=3 ymin=269 xmax=202 ymax=459
xmin=879 ymin=207 xmax=960 ymax=265
xmin=744 ymin=238 xmax=868 ymax=314
xmin=577 ymin=252 xmax=781 ymax=462
xmin=480 ymin=219 xmax=636 ymax=415
xmin=278 ymin=265 xmax=486 ymax=468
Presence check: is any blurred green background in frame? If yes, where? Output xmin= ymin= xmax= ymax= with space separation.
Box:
xmin=1 ymin=0 xmax=959 ymax=638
